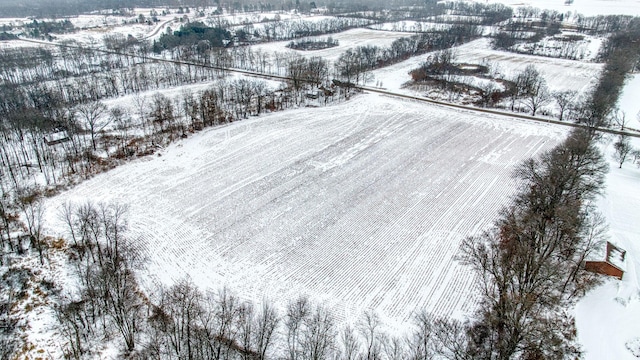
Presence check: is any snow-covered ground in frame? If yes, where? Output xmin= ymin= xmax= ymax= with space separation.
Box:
xmin=576 ymin=136 xmax=640 ymax=360
xmin=452 ymin=38 xmax=602 ymax=91
xmin=369 ymin=21 xmax=455 ymax=33
xmin=617 ymin=73 xmax=640 ymax=128
xmin=369 ymin=37 xmax=602 ymax=96
xmin=510 ymin=31 xmax=604 ymax=61
xmin=43 ymin=94 xmax=566 ymax=332
xmin=474 ymin=0 xmax=640 ymax=16
xmin=248 ymin=28 xmax=410 ymax=63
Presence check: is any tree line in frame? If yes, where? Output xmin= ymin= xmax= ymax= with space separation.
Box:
xmin=449 ymin=128 xmax=609 ymax=359
xmin=334 ymin=25 xmax=481 ymax=85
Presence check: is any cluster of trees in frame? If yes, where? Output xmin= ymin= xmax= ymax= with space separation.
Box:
xmin=508 ymin=34 xmax=591 ymax=61
xmin=491 ymin=10 xmax=564 ymax=53
xmin=498 ymin=64 xmax=618 ymax=121
xmin=0 ymin=33 xmax=356 ymax=248
xmin=579 ymin=18 xmax=640 ymax=129
xmin=287 ymin=56 xmax=329 ymax=90
xmin=153 ymin=22 xmax=233 ymax=53
xmin=409 ymin=56 xmax=556 ymax=115
xmin=450 ymin=128 xmax=609 ymax=358
xmin=492 ymin=20 xmax=562 ymax=52
xmin=576 ymin=14 xmax=640 ymax=34
xmin=0 ymin=0 xmax=273 ymax=17
xmin=410 ymin=50 xmax=497 ymax=101
xmin=435 ymin=1 xmax=513 ymax=25
xmin=410 ymin=50 xmax=481 ymax=79
xmin=505 ymin=65 xmax=552 ymax=116
xmin=238 ymin=17 xmax=374 ymax=42
xmin=489 ymin=12 xmax=640 ymax=60
xmin=374 ymin=1 xmax=511 ymax=25
xmin=409 ymin=43 xmax=640 ymax=125
xmin=23 ymin=19 xmax=75 ymax=39
xmin=54 ymin=202 xmax=145 ymax=358
xmin=0 ymin=73 xmax=340 ymax=192
xmin=335 ymin=25 xmax=480 ymax=84
xmin=286 ymin=36 xmax=339 ymax=51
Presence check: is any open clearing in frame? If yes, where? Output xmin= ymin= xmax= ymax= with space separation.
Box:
xmin=44 ymin=93 xmax=566 ymax=326
xmin=371 ymin=38 xmax=603 ymax=95
xmin=249 ymin=28 xmax=410 ymax=62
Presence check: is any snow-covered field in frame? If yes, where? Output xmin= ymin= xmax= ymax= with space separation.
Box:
xmin=510 ymin=31 xmax=604 ymax=61
xmin=251 ymin=28 xmax=409 ymax=62
xmin=476 ymin=0 xmax=640 ymax=16
xmin=369 ymin=37 xmax=602 ymax=96
xmin=44 ymin=94 xmax=566 ymax=328
xmin=452 ymin=38 xmax=602 ymax=91
xmin=248 ymin=28 xmax=410 ymax=62
xmin=369 ymin=21 xmax=455 ymax=33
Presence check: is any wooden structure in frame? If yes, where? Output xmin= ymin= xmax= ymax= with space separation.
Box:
xmin=585 ymin=242 xmax=626 ymax=280
xmin=43 ymin=131 xmax=70 ymax=146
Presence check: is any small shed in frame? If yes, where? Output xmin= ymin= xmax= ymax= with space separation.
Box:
xmin=585 ymin=242 xmax=626 ymax=280
xmin=43 ymin=131 xmax=70 ymax=146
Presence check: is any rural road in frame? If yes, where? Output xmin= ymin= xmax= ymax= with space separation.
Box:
xmin=144 ymin=18 xmax=176 ymax=40
xmin=16 ymin=37 xmax=640 ymax=139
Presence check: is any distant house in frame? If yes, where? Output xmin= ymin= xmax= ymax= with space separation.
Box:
xmin=305 ymin=90 xmax=319 ymax=100
xmin=43 ymin=131 xmax=70 ymax=146
xmin=585 ymin=242 xmax=626 ymax=280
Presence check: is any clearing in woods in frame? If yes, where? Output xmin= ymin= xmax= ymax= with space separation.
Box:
xmin=45 ymin=93 xmax=566 ymax=326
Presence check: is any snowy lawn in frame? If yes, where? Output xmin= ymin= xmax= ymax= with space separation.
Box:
xmin=617 ymin=73 xmax=640 ymax=131
xmin=44 ymin=93 xmax=566 ymax=328
xmin=576 ymin=136 xmax=640 ymax=360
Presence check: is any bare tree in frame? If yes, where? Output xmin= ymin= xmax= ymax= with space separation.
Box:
xmin=522 ymin=75 xmax=550 ymax=116
xmin=407 ymin=311 xmax=436 ymax=360
xmin=110 ymin=106 xmax=132 ymax=156
xmin=613 ymin=134 xmax=633 ymax=168
xmin=552 ymin=90 xmax=577 ymax=121
xmin=151 ymin=279 xmax=204 ymax=360
xmin=611 ymin=108 xmax=628 ymax=130
xmin=254 ymin=301 xmax=279 ymax=359
xmin=75 ymin=101 xmax=108 ymax=151
xmin=358 ymin=311 xmax=382 ymax=360
xmin=286 ymin=296 xmax=310 ymax=360
xmin=339 ymin=325 xmax=362 ymax=360
xmin=133 ymin=93 xmax=149 ymax=135
xmin=53 ymin=299 xmax=92 ymax=360
xmin=212 ymin=287 xmax=242 ymax=359
xmin=382 ymin=335 xmax=406 ymax=360
xmin=301 ymin=304 xmax=336 ymax=360
xmin=16 ymin=187 xmax=45 ymax=264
